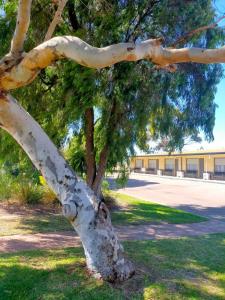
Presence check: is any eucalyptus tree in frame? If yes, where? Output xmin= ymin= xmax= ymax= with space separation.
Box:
xmin=0 ymin=0 xmax=225 ymax=282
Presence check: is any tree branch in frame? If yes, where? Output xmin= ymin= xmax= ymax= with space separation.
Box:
xmin=170 ymin=14 xmax=225 ymax=47
xmin=84 ymin=107 xmax=96 ymax=188
xmin=67 ymin=0 xmax=80 ymax=31
xmin=44 ymin=0 xmax=68 ymax=41
xmin=2 ymin=35 xmax=225 ymax=90
xmin=10 ymin=0 xmax=32 ymax=57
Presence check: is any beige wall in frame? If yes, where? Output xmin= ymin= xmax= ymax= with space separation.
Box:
xmin=130 ymin=153 xmax=225 ymax=173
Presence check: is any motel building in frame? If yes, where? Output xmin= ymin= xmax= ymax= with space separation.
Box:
xmin=130 ymin=150 xmax=225 ymax=181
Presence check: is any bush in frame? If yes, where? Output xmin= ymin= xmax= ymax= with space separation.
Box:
xmin=0 ymin=172 xmax=14 ymax=200
xmin=41 ymin=185 xmax=58 ymax=205
xmin=0 ymin=168 xmax=61 ymax=205
xmin=0 ymin=172 xmax=43 ymax=204
xmin=101 ymin=179 xmax=110 ymax=192
xmin=13 ymin=181 xmax=43 ymax=205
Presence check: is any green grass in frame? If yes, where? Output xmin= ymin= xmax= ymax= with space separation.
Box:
xmin=0 ymin=193 xmax=206 ymax=236
xmin=0 ymin=234 xmax=225 ymax=299
xmin=110 ymin=193 xmax=207 ymax=225
xmin=0 ymin=214 xmax=71 ymax=236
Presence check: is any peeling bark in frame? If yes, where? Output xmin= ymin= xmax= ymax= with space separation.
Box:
xmin=0 ymin=94 xmax=134 ymax=282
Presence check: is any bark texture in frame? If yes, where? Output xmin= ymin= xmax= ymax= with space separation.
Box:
xmin=44 ymin=0 xmax=68 ymax=41
xmin=10 ymin=0 xmax=32 ymax=56
xmin=3 ymin=36 xmax=225 ymax=91
xmin=84 ymin=107 xmax=96 ymax=188
xmin=0 ymin=93 xmax=134 ymax=282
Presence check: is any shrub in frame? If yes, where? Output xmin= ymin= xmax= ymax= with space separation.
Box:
xmin=42 ymin=185 xmax=58 ymax=205
xmin=101 ymin=179 xmax=110 ymax=192
xmin=13 ymin=180 xmax=43 ymax=205
xmin=0 ymin=172 xmax=14 ymax=200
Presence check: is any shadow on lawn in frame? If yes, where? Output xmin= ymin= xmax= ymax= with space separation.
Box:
xmin=112 ymin=201 xmax=206 ymax=225
xmin=174 ymin=204 xmax=225 ymax=222
xmin=107 ymin=178 xmax=159 ymax=190
xmin=17 ymin=214 xmax=71 ymax=234
xmin=1 ymin=235 xmax=225 ymax=299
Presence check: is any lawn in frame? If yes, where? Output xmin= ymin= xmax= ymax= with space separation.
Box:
xmin=0 ymin=213 xmax=71 ymax=236
xmin=110 ymin=193 xmax=207 ymax=225
xmin=0 ymin=234 xmax=225 ymax=299
xmin=0 ymin=193 xmax=206 ymax=236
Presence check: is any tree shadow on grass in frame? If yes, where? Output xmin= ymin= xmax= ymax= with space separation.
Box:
xmin=111 ymin=201 xmax=206 ymax=225
xmin=121 ymin=234 xmax=225 ymax=299
xmin=0 ymin=248 xmax=120 ymax=300
xmin=1 ymin=235 xmax=225 ymax=299
xmin=107 ymin=178 xmax=159 ymax=190
xmin=17 ymin=214 xmax=72 ymax=234
xmin=173 ymin=204 xmax=225 ymax=222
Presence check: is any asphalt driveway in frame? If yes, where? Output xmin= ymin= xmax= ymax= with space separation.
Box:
xmin=109 ymin=174 xmax=225 ymax=221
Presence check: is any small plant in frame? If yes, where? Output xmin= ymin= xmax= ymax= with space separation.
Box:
xmin=42 ymin=185 xmax=58 ymax=205
xmin=101 ymin=179 xmax=110 ymax=192
xmin=13 ymin=180 xmax=43 ymax=205
xmin=39 ymin=175 xmax=58 ymax=205
xmin=0 ymin=172 xmax=14 ymax=200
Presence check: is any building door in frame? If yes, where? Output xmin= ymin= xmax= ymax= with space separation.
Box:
xmin=199 ymin=158 xmax=204 ymax=178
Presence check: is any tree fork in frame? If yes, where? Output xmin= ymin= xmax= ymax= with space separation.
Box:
xmin=0 ymin=93 xmax=134 ymax=282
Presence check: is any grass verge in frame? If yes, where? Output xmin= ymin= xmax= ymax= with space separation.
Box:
xmin=0 ymin=234 xmax=225 ymax=299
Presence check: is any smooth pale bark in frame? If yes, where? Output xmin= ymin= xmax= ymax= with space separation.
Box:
xmin=10 ymin=0 xmax=32 ymax=56
xmin=44 ymin=0 xmax=68 ymax=41
xmin=0 ymin=58 xmax=131 ymax=280
xmin=2 ymin=36 xmax=225 ymax=90
xmin=0 ymin=93 xmax=134 ymax=282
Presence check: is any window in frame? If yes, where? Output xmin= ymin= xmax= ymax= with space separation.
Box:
xmin=135 ymin=159 xmax=143 ymax=168
xmin=215 ymin=158 xmax=225 ymax=173
xmin=165 ymin=159 xmax=174 ymax=170
xmin=148 ymin=159 xmax=156 ymax=170
xmin=187 ymin=159 xmax=198 ymax=171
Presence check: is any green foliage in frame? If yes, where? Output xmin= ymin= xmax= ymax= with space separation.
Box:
xmin=0 ymin=172 xmax=43 ymax=204
xmin=13 ymin=180 xmax=43 ymax=205
xmin=65 ymin=134 xmax=86 ymax=176
xmin=0 ymin=172 xmax=14 ymax=200
xmin=115 ymin=165 xmax=130 ymax=188
xmin=101 ymin=179 xmax=110 ymax=192
xmin=0 ymin=168 xmax=57 ymax=205
xmin=0 ymin=0 xmax=224 ymax=184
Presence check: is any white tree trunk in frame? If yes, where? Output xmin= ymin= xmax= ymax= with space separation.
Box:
xmin=0 ymin=93 xmax=134 ymax=282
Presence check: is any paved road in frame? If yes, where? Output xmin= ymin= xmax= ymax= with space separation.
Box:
xmin=109 ymin=174 xmax=225 ymax=221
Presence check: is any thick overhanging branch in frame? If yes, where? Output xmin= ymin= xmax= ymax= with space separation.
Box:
xmin=10 ymin=0 xmax=32 ymax=57
xmin=1 ymin=36 xmax=225 ymax=90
